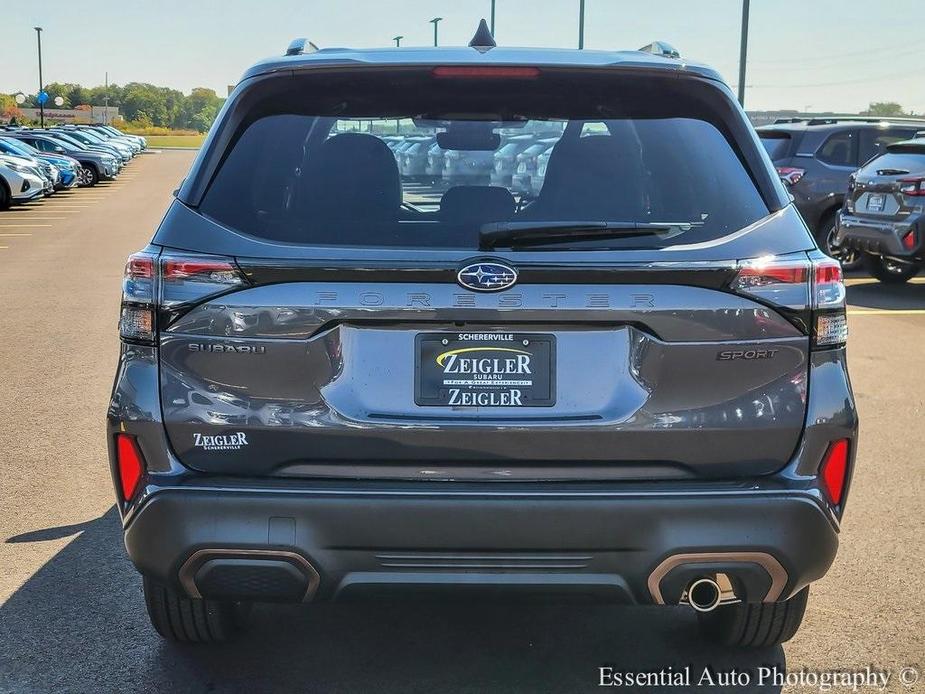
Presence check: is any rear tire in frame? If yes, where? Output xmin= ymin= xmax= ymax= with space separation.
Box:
xmin=697 ymin=586 xmax=809 ymax=648
xmin=143 ymin=575 xmax=249 ymax=643
xmin=0 ymin=180 xmax=10 ymax=210
xmin=862 ymin=254 xmax=919 ymax=284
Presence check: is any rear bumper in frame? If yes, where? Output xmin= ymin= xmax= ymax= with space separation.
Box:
xmin=123 ymin=481 xmax=839 ymax=606
xmin=110 ymin=341 xmax=856 ymax=606
xmin=836 ymin=212 xmax=923 ymax=259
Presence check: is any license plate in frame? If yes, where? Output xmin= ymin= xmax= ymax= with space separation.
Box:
xmin=867 ymin=193 xmax=886 ymax=212
xmin=415 ymin=332 xmax=556 ymax=407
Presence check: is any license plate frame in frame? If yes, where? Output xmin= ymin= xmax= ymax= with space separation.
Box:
xmin=867 ymin=193 xmax=886 ymax=212
xmin=415 ymin=332 xmax=556 ymax=407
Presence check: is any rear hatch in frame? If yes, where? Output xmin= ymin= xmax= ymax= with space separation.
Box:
xmin=846 ymin=145 xmax=925 ymax=221
xmin=146 ymin=64 xmax=821 ymax=482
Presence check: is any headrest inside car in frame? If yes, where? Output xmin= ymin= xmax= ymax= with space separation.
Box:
xmin=440 ymin=186 xmax=515 ymax=223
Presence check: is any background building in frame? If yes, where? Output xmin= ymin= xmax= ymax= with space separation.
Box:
xmin=17 ymin=105 xmax=120 ymax=124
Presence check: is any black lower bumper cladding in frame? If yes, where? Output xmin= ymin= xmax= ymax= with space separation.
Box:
xmin=124 ymin=484 xmax=838 ymax=606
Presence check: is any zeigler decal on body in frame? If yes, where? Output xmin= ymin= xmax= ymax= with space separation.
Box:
xmin=193 ymin=432 xmax=249 ymax=451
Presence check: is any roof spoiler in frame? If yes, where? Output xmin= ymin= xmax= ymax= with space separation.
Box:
xmin=785 ymin=116 xmax=925 ymax=126
xmin=887 ymin=139 xmax=925 ymax=153
xmin=637 ymin=41 xmax=680 ymax=59
xmin=286 ymin=38 xmax=319 ymax=56
xmin=771 ymin=116 xmax=925 ymax=126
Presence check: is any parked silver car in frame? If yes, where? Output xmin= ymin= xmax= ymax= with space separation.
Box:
xmin=511 ymin=139 xmax=558 ymax=196
xmin=0 ymin=156 xmax=47 ymax=208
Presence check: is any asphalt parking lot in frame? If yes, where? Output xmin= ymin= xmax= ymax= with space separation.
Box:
xmin=0 ymin=150 xmax=923 ymax=693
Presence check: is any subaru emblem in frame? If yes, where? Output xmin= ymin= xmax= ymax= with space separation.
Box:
xmin=457 ymin=261 xmax=518 ymax=292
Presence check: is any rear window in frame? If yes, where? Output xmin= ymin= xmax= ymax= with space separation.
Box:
xmin=861 ymin=151 xmax=925 ymax=175
xmin=758 ymin=132 xmax=791 ymax=161
xmin=198 ymin=70 xmax=770 ymax=250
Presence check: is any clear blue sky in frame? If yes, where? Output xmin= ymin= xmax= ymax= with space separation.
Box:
xmin=1 ymin=0 xmax=921 ymax=113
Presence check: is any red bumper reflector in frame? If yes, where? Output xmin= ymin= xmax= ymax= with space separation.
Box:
xmin=902 ymin=230 xmax=916 ymax=251
xmin=116 ymin=434 xmax=145 ymax=501
xmin=820 ymin=439 xmax=850 ymax=505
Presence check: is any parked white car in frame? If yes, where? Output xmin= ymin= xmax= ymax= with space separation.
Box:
xmin=0 ymin=152 xmax=55 ymax=195
xmin=0 ymin=156 xmax=47 ymax=209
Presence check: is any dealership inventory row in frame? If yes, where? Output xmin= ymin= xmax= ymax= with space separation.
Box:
xmin=0 ymin=124 xmax=146 ymax=209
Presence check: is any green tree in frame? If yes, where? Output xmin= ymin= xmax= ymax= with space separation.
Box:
xmin=189 ymin=103 xmax=219 ymax=132
xmin=67 ymin=85 xmax=92 ymax=108
xmin=1 ymin=94 xmax=24 ymax=123
xmin=88 ymin=84 xmax=122 ymax=110
xmin=862 ymin=102 xmax=907 ymax=117
xmin=121 ymin=83 xmax=170 ymax=125
xmin=15 ymin=81 xmax=225 ymax=131
xmin=175 ymin=87 xmax=223 ymax=130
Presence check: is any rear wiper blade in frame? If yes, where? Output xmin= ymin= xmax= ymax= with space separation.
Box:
xmin=478 ymin=220 xmax=696 ymax=250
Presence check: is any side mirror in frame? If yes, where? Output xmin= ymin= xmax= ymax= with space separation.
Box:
xmin=173 ymin=178 xmax=185 ymax=197
xmin=55 ymin=146 xmax=65 ymax=153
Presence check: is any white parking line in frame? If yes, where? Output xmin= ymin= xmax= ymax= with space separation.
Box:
xmin=0 ymin=224 xmax=52 ymax=228
xmin=848 ymin=309 xmax=925 ymax=315
xmin=845 ymin=277 xmax=925 ymax=286
xmin=0 ymin=233 xmax=32 ymax=237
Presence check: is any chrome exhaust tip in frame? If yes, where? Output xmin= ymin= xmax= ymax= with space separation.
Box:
xmin=680 ymin=572 xmax=741 ymax=612
xmin=686 ymin=577 xmax=723 ymax=612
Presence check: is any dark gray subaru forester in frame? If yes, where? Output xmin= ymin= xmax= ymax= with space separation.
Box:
xmin=108 ymin=27 xmax=858 ymax=647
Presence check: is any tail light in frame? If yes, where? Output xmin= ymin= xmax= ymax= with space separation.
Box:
xmin=820 ymin=439 xmax=850 ymax=506
xmin=899 ymin=177 xmax=925 ymax=197
xmin=730 ymin=254 xmax=846 ymax=349
xmin=161 ymin=255 xmax=246 ymax=308
xmin=730 ymin=256 xmax=811 ymax=315
xmin=844 ymin=174 xmax=857 ymax=210
xmin=776 ymin=167 xmax=805 ymax=186
xmin=119 ymin=251 xmax=157 ymax=342
xmin=902 ymin=229 xmax=917 ymax=251
xmin=115 ymin=433 xmax=145 ymax=501
xmin=119 ymin=249 xmax=247 ymax=344
xmin=812 ymin=257 xmax=847 ymax=348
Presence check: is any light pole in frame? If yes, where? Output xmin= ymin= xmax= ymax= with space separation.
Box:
xmin=737 ymin=0 xmax=750 ymax=107
xmin=430 ymin=17 xmax=442 ymax=47
xmin=34 ymin=26 xmax=44 ymax=127
xmin=578 ymin=0 xmax=585 ymax=49
xmin=490 ymin=0 xmax=496 ymax=36
xmin=393 ymin=35 xmax=403 ymax=47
